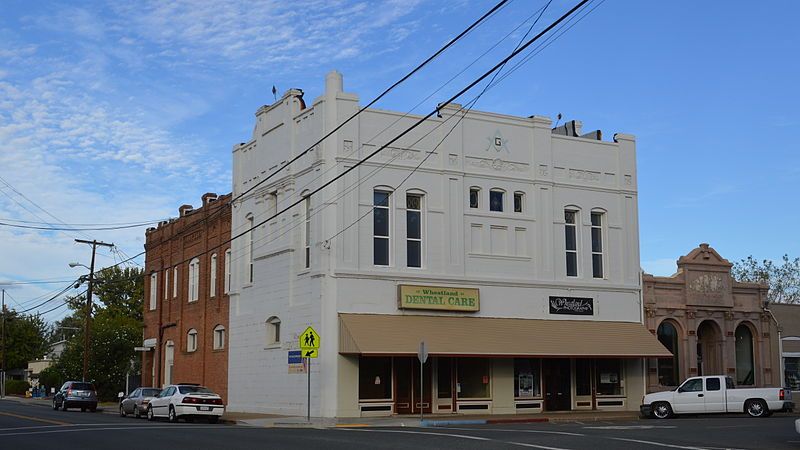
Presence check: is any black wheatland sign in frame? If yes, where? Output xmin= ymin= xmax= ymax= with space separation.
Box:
xmin=549 ymin=296 xmax=593 ymax=315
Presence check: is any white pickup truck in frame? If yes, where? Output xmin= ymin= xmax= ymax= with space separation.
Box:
xmin=641 ymin=375 xmax=793 ymax=419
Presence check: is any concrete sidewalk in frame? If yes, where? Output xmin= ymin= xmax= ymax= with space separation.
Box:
xmin=228 ymin=410 xmax=643 ymax=428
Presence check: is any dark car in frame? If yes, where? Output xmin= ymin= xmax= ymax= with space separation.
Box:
xmin=120 ymin=387 xmax=162 ymax=418
xmin=52 ymin=381 xmax=98 ymax=412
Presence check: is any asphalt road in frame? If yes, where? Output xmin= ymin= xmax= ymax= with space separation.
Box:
xmin=1 ymin=398 xmax=798 ymax=449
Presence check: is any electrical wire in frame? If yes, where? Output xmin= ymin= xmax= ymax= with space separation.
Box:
xmin=0 ymin=221 xmax=161 ymax=231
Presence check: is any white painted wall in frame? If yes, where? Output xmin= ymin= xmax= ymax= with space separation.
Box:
xmin=229 ymin=71 xmax=642 ymax=416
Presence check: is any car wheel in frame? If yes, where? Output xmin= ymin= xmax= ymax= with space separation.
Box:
xmin=168 ymin=406 xmax=177 ymax=423
xmin=81 ymin=408 xmax=86 ymax=412
xmin=745 ymin=399 xmax=769 ymax=418
xmin=208 ymin=416 xmax=219 ymax=424
xmin=147 ymin=405 xmax=155 ymax=421
xmin=119 ymin=405 xmax=127 ymax=417
xmin=134 ymin=406 xmax=141 ymax=419
xmin=652 ymin=402 xmax=673 ymax=419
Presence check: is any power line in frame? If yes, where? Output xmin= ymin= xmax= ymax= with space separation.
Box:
xmin=0 ymin=217 xmax=167 ymax=226
xmin=0 ymin=278 xmax=77 ymax=285
xmin=0 ymin=221 xmax=160 ymax=231
xmin=230 ymin=0 xmax=513 ymax=207
xmin=0 ymin=176 xmax=92 ymax=240
xmin=16 ymin=280 xmax=79 ymax=314
xmin=154 ymin=0 xmax=591 ymax=278
xmin=120 ymin=0 xmax=518 ymax=271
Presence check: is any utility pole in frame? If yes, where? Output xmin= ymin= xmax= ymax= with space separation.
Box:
xmin=75 ymin=239 xmax=114 ymax=382
xmin=1 ymin=289 xmax=5 ymax=398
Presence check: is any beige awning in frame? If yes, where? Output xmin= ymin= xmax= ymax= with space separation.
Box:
xmin=340 ymin=313 xmax=672 ymax=358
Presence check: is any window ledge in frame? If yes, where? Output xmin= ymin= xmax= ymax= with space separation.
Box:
xmin=468 ymin=252 xmax=531 ymax=262
xmin=264 ymin=343 xmax=281 ymax=350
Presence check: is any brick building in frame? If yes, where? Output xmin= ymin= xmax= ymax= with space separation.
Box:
xmin=141 ymin=193 xmax=232 ymax=401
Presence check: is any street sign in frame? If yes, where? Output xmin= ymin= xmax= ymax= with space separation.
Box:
xmin=418 ymin=341 xmax=428 ymax=364
xmin=288 ymin=350 xmax=303 ymax=364
xmin=299 ymin=326 xmax=320 ymax=350
xmin=134 ymin=347 xmax=152 ymax=352
xmin=302 ymin=348 xmax=318 ymax=358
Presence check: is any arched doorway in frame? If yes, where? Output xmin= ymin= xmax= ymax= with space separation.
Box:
xmin=657 ymin=321 xmax=680 ymax=386
xmin=163 ymin=341 xmax=174 ymax=387
xmin=735 ymin=323 xmax=755 ymax=385
xmin=697 ymin=321 xmax=722 ymax=376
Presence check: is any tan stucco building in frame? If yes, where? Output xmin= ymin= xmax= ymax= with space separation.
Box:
xmin=643 ymin=244 xmax=781 ymax=392
xmin=769 ymin=303 xmax=800 ymax=391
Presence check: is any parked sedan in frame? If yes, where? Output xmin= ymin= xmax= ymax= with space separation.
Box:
xmin=120 ymin=387 xmax=162 ymax=419
xmin=147 ymin=384 xmax=224 ymax=423
xmin=52 ymin=381 xmax=98 ymax=412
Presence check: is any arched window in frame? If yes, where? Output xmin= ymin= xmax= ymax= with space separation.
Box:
xmin=210 ymin=253 xmax=217 ymax=298
xmin=224 ymin=248 xmax=231 ymax=294
xmin=188 ymin=258 xmax=200 ymax=302
xmin=564 ymin=209 xmax=579 ymax=277
xmin=469 ymin=187 xmax=480 ymax=209
xmin=266 ymin=316 xmax=281 ymax=346
xmin=657 ymin=321 xmax=680 ymax=386
xmin=149 ymin=272 xmax=157 ymax=311
xmin=735 ymin=324 xmax=755 ymax=385
xmin=187 ymin=329 xmax=198 ymax=352
xmin=213 ymin=325 xmax=225 ymax=350
xmin=513 ymin=191 xmax=524 ymax=213
xmin=373 ymin=190 xmax=391 ymax=266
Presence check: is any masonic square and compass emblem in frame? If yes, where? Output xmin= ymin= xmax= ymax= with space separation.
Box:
xmin=485 ymin=130 xmax=510 ymax=153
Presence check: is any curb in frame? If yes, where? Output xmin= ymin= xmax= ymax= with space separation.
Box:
xmin=421 ymin=417 xmax=550 ymax=427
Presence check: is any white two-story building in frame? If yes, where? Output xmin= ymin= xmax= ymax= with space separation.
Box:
xmin=227 ymin=71 xmax=669 ymax=418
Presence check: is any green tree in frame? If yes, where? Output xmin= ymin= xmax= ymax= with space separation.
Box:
xmin=733 ymin=254 xmax=800 ymax=304
xmin=1 ymin=308 xmax=49 ymax=370
xmin=50 ymin=267 xmax=143 ymax=400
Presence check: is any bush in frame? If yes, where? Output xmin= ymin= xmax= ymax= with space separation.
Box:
xmin=5 ymin=379 xmax=30 ymax=395
xmin=38 ymin=366 xmax=64 ymax=394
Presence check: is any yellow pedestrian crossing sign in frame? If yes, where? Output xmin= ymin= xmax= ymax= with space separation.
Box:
xmin=300 ymin=326 xmax=320 ymax=351
xmin=302 ymin=348 xmax=318 ymax=358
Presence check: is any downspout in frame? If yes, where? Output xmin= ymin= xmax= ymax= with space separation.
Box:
xmin=640 ymin=269 xmax=648 ymax=398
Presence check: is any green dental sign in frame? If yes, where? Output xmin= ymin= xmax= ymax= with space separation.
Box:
xmin=398 ymin=285 xmax=480 ymax=312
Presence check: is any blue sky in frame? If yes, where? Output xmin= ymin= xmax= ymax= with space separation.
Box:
xmin=1 ymin=0 xmax=798 ymax=322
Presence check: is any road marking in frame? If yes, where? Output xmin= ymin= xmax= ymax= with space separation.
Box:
xmin=584 ymin=425 xmax=676 ymax=430
xmin=609 ymin=437 xmax=712 ymax=450
xmin=0 ymin=411 xmax=68 ymax=426
xmin=339 ymin=428 xmax=490 ymax=441
xmin=436 ymin=426 xmax=584 ymax=436
xmin=506 ymin=441 xmax=571 ymax=450
xmin=0 ymin=424 xmax=226 ymax=437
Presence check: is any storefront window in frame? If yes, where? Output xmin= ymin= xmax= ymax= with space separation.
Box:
xmin=457 ymin=358 xmax=491 ymax=399
xmin=438 ymin=358 xmax=453 ymax=399
xmin=359 ymin=357 xmax=392 ymax=400
xmin=657 ymin=321 xmax=680 ymax=386
xmin=735 ymin=324 xmax=755 ymax=385
xmin=514 ymin=359 xmax=541 ymax=398
xmin=596 ymin=359 xmax=623 ymax=396
xmin=575 ymin=359 xmax=592 ymax=396
xmin=785 ymin=357 xmax=800 ymax=391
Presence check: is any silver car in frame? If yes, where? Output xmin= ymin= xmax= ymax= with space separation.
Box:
xmin=120 ymin=387 xmax=162 ymax=418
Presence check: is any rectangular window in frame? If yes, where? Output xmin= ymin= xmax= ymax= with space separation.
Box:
xmin=706 ymin=377 xmax=720 ymax=391
xmin=213 ymin=327 xmax=225 ymax=350
xmin=514 ymin=358 xmax=541 ymax=398
xmin=469 ymin=188 xmax=479 ymax=209
xmin=224 ymin=249 xmax=231 ymax=294
xmin=489 ymin=190 xmax=504 ymax=212
xmin=304 ymin=197 xmax=311 ymax=269
xmin=173 ymin=267 xmax=178 ymax=298
xmin=438 ymin=358 xmax=453 ymax=399
xmin=373 ymin=190 xmax=390 ymax=266
xmin=358 ymin=357 xmax=392 ymax=400
xmin=596 ymin=359 xmax=624 ymax=396
xmin=576 ymin=359 xmax=592 ymax=396
xmin=164 ymin=269 xmax=169 ymax=300
xmin=246 ymin=216 xmax=254 ymax=283
xmin=591 ymin=212 xmax=604 ymax=278
xmin=188 ymin=260 xmax=199 ymax=302
xmin=457 ymin=358 xmax=491 ymax=399
xmin=210 ymin=254 xmax=217 ymax=298
xmin=406 ymin=194 xmax=422 ymax=268
xmin=513 ymin=192 xmax=523 ymax=213
xmin=565 ymin=211 xmax=578 ymax=277
xmin=149 ymin=273 xmax=157 ymax=311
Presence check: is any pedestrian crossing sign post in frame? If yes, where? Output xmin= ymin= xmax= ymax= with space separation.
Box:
xmin=298 ymin=325 xmax=320 ymax=422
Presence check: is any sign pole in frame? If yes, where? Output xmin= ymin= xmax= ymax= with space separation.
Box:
xmin=420 ymin=357 xmax=424 ymax=422
xmin=307 ymin=357 xmax=311 ymax=422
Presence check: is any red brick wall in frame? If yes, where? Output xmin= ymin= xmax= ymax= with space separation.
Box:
xmin=142 ymin=193 xmax=231 ymax=402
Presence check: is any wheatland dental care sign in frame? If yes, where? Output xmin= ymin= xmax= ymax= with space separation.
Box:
xmin=398 ymin=285 xmax=480 ymax=312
